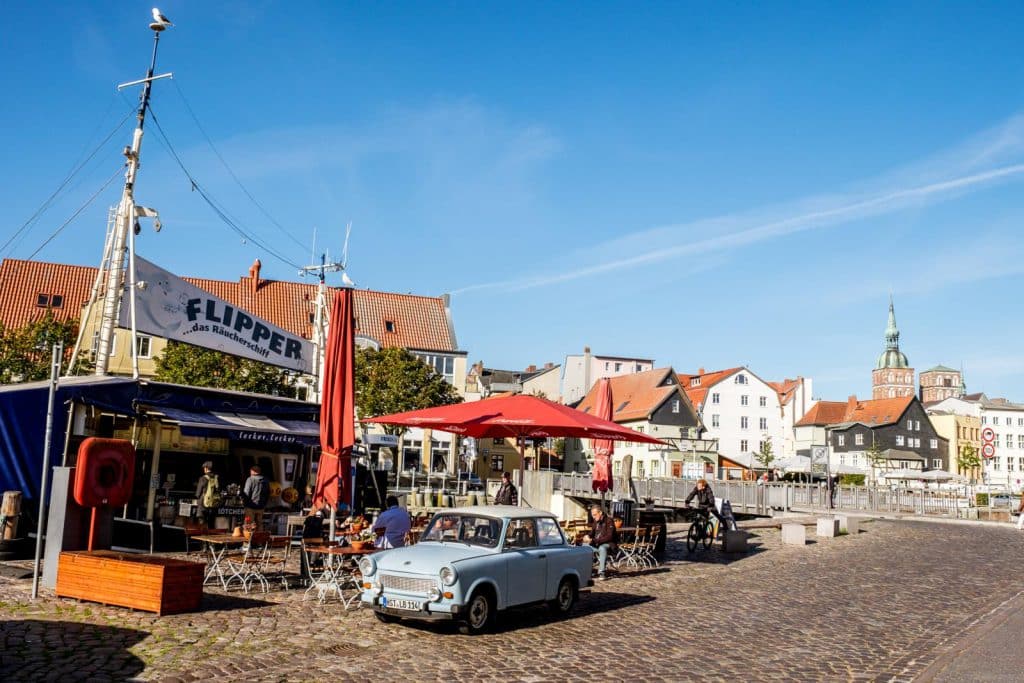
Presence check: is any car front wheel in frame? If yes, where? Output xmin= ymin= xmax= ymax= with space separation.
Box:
xmin=459 ymin=590 xmax=495 ymax=635
xmin=548 ymin=577 xmax=577 ymax=617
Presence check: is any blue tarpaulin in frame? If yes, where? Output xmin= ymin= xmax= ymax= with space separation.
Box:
xmin=0 ymin=377 xmax=318 ymax=501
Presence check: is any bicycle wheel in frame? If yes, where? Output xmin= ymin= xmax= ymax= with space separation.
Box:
xmin=686 ymin=523 xmax=700 ymax=552
xmin=701 ymin=520 xmax=714 ymax=550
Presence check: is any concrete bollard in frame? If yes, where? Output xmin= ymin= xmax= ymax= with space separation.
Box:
xmin=722 ymin=529 xmax=749 ymax=553
xmin=835 ymin=514 xmax=860 ymax=535
xmin=781 ymin=522 xmax=806 ymax=546
xmin=816 ymin=517 xmax=840 ymax=538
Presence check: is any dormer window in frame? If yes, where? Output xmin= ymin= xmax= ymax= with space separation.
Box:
xmin=385 ymin=320 xmax=396 ymax=333
xmin=735 ymin=374 xmax=747 ymax=384
xmin=672 ymin=399 xmax=680 ymax=413
xmin=691 ymin=377 xmax=701 ymax=387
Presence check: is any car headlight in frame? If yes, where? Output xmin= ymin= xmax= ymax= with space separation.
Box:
xmin=439 ymin=565 xmax=457 ymax=586
xmin=373 ymin=580 xmax=383 ymax=595
xmin=359 ymin=556 xmax=377 ymax=577
xmin=427 ymin=587 xmax=442 ymax=601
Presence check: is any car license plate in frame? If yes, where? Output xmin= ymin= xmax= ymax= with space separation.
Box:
xmin=382 ymin=597 xmax=420 ymax=611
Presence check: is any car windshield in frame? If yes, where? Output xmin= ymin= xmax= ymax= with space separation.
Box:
xmin=420 ymin=513 xmax=502 ymax=548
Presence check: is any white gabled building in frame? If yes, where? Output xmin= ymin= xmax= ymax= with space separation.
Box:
xmin=768 ymin=377 xmax=816 ymax=458
xmin=679 ymin=367 xmax=786 ymax=479
xmin=929 ymin=392 xmax=1024 ymax=491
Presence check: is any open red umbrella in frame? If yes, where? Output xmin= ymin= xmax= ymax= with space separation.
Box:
xmin=590 ymin=378 xmax=614 ymax=493
xmin=365 ymin=394 xmax=664 ymax=503
xmin=312 ymin=287 xmax=356 ymax=511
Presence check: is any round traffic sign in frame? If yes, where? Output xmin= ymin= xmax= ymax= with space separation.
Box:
xmin=981 ymin=427 xmax=996 ymax=443
xmin=981 ymin=443 xmax=996 ymax=459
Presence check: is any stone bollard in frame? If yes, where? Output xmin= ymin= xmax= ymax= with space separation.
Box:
xmin=816 ymin=517 xmax=840 ymax=538
xmin=781 ymin=522 xmax=806 ymax=546
xmin=722 ymin=529 xmax=749 ymax=553
xmin=835 ymin=514 xmax=859 ymax=535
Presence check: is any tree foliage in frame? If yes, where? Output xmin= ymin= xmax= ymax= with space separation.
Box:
xmin=957 ymin=443 xmax=981 ymax=476
xmin=753 ymin=437 xmax=774 ymax=470
xmin=864 ymin=442 xmax=887 ymax=483
xmin=0 ymin=314 xmax=88 ymax=384
xmin=354 ymin=347 xmax=462 ymax=436
xmin=153 ymin=341 xmax=296 ymax=396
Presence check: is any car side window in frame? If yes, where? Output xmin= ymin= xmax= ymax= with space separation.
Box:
xmin=536 ymin=517 xmax=565 ymax=546
xmin=505 ymin=519 xmax=537 ymax=548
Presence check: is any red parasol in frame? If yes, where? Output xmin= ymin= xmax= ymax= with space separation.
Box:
xmin=312 ymin=287 xmax=356 ymax=511
xmin=365 ymin=394 xmax=664 ymax=502
xmin=590 ymin=378 xmax=614 ymax=493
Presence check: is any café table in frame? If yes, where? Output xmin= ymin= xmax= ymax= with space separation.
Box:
xmin=304 ymin=545 xmax=379 ymax=607
xmin=192 ymin=534 xmax=246 ymax=589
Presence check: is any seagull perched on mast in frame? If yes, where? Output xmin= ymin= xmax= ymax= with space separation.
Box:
xmin=151 ymin=8 xmax=173 ymax=29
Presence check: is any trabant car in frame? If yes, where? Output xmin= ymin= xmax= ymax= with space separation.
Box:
xmin=359 ymin=505 xmax=593 ymax=634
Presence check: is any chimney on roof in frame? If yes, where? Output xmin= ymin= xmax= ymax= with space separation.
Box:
xmin=847 ymin=395 xmax=859 ymax=415
xmin=474 ymin=361 xmax=484 ymax=375
xmin=698 ymin=367 xmax=705 ymax=375
xmin=249 ymin=259 xmax=261 ymax=295
xmin=544 ymin=362 xmax=553 ymax=369
xmin=526 ymin=364 xmax=537 ymax=373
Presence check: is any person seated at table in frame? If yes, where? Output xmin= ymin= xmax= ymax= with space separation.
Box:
xmin=372 ymin=495 xmax=411 ymax=549
xmin=300 ymin=510 xmax=326 ymax=579
xmin=582 ymin=505 xmax=617 ymax=581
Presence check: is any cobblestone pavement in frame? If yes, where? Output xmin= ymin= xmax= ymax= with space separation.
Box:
xmin=2 ymin=519 xmax=1023 ymax=682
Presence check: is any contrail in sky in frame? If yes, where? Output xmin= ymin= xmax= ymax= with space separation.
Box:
xmin=451 ymin=162 xmax=1024 ymax=295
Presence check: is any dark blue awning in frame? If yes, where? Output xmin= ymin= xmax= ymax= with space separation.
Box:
xmin=141 ymin=405 xmax=320 ymax=445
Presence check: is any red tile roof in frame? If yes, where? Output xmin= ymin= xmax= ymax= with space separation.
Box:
xmin=795 ymin=395 xmax=914 ymax=427
xmin=576 ymin=367 xmax=693 ymax=422
xmin=767 ymin=378 xmax=802 ymax=406
xmin=677 ymin=367 xmax=743 ymax=408
xmin=0 ymin=258 xmax=457 ymax=352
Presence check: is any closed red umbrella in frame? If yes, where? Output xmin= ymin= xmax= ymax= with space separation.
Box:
xmin=590 ymin=378 xmax=614 ymax=493
xmin=312 ymin=287 xmax=356 ymax=511
xmin=365 ymin=393 xmax=664 ymax=503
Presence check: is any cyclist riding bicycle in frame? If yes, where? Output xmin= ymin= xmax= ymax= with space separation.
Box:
xmin=684 ymin=478 xmax=724 ymax=530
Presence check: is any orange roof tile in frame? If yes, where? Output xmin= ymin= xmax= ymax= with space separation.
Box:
xmin=767 ymin=378 xmax=802 ymax=406
xmin=576 ymin=367 xmax=694 ymax=423
xmin=795 ymin=395 xmax=914 ymax=427
xmin=0 ymin=258 xmax=457 ymax=352
xmin=677 ymin=367 xmax=743 ymax=408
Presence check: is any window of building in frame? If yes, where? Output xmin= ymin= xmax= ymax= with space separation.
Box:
xmin=1018 ymin=435 xmax=1024 ymax=449
xmin=740 ymin=440 xmax=748 ymax=452
xmin=1007 ymin=435 xmax=1014 ymax=448
xmin=907 ymin=419 xmax=913 ymax=430
xmin=981 ymin=415 xmax=987 ymax=424
xmin=50 ymin=294 xmax=63 ymax=308
xmin=837 ymin=434 xmax=845 ymax=447
xmin=711 ymin=393 xmax=720 ymax=404
xmin=915 ymin=420 xmax=921 ymax=431
xmin=711 ymin=414 xmax=720 ymax=428
xmin=735 ymin=374 xmax=747 ymax=384
xmin=759 ymin=396 xmax=767 ymax=407
xmin=740 ymin=416 xmax=749 ymax=429
xmin=896 ymin=435 xmax=904 ymax=446
xmin=90 ymin=332 xmax=116 ymax=356
xmin=759 ymin=417 xmax=767 ymax=430
xmin=914 ymin=437 xmax=921 ymax=448
xmin=1008 ymin=460 xmax=1015 ymax=472
xmin=636 ymin=460 xmax=645 ymax=478
xmin=136 ymin=335 xmax=152 ymax=359
xmin=488 ymin=454 xmax=503 ymax=472
xmin=492 ymin=437 xmax=504 ymax=446
xmin=839 ymin=453 xmax=846 ymax=465
xmin=672 ymin=399 xmax=680 ymax=413
xmin=1019 ymin=418 xmax=1024 ymax=426
xmin=1018 ymin=457 xmax=1024 ymax=469
xmin=36 ymin=293 xmax=49 ymax=307
xmin=994 ymin=416 xmax=1000 ymax=425
xmin=855 ymin=433 xmax=864 ymax=446
xmin=932 ymin=459 xmax=942 ymax=469
xmin=691 ymin=377 xmax=701 ymax=387
xmin=605 ymin=362 xmax=610 ymax=370
xmin=930 ymin=438 xmax=938 ymax=450
xmin=650 ymin=459 xmax=660 ymax=476
xmin=613 ymin=460 xmax=621 ymax=475
xmin=992 ymin=460 xmax=1001 ymax=471
xmin=635 ymin=363 xmax=643 ymax=372
xmin=741 ymin=395 xmax=749 ymax=406
xmin=614 ymin=362 xmax=622 ymax=372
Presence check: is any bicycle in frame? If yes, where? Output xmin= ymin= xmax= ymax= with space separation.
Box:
xmin=685 ymin=507 xmax=717 ymax=552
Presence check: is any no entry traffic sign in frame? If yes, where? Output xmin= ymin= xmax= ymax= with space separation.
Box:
xmin=981 ymin=427 xmax=995 ymax=443
xmin=981 ymin=442 xmax=996 ymax=459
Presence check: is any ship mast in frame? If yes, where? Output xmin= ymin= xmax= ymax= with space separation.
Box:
xmin=94 ymin=17 xmax=172 ymax=376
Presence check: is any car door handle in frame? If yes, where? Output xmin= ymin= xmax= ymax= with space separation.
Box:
xmin=536 ymin=554 xmax=546 ymax=559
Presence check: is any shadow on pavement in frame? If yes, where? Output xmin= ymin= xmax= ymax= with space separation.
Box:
xmin=0 ymin=619 xmax=148 ymax=679
xmin=200 ymin=592 xmax=274 ymax=612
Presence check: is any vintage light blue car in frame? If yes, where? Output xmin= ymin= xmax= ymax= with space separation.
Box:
xmin=359 ymin=505 xmax=594 ymax=634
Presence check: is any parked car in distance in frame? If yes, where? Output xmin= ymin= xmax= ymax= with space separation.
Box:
xmin=359 ymin=506 xmax=594 ymax=634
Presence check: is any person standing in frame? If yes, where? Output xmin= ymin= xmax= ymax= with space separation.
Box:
xmin=493 ymin=471 xmax=518 ymax=505
xmin=242 ymin=465 xmax=270 ymax=530
xmin=195 ymin=461 xmax=220 ymax=529
xmin=373 ymin=495 xmax=412 ymax=549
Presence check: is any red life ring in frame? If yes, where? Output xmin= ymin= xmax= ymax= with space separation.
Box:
xmin=74 ymin=438 xmax=136 ymax=507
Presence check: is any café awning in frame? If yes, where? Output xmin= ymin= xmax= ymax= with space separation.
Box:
xmin=141 ymin=405 xmax=320 ymax=445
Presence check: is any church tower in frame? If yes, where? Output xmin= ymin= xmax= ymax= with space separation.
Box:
xmin=871 ymin=297 xmax=915 ymax=399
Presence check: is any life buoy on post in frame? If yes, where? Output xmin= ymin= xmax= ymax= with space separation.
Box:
xmin=74 ymin=438 xmax=136 ymax=508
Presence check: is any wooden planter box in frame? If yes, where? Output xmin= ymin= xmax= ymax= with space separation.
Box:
xmin=56 ymin=550 xmax=204 ymax=615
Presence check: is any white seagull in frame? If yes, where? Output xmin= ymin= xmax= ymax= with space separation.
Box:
xmin=151 ymin=8 xmax=173 ymax=28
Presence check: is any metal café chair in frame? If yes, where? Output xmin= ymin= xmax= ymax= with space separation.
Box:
xmin=224 ymin=531 xmax=271 ymax=593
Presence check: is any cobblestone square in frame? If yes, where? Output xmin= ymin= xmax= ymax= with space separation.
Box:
xmin=2 ymin=519 xmax=1022 ymax=682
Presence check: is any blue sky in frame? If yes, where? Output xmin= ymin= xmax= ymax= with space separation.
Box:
xmin=2 ymin=2 xmax=1024 ymax=401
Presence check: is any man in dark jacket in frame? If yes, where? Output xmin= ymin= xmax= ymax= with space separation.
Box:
xmin=242 ymin=465 xmax=270 ymax=530
xmin=685 ymin=478 xmax=723 ymax=528
xmin=494 ymin=471 xmax=518 ymax=505
xmin=585 ymin=505 xmax=618 ymax=580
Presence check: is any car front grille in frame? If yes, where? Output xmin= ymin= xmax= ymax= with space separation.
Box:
xmin=381 ymin=574 xmax=435 ymax=595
